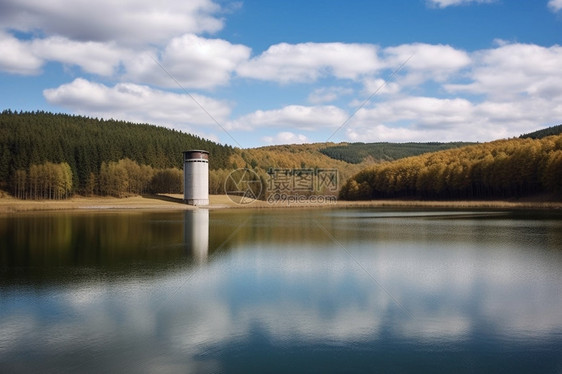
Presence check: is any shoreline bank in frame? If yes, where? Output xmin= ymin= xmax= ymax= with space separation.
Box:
xmin=1 ymin=194 xmax=561 ymax=214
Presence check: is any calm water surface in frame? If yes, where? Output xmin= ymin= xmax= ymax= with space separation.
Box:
xmin=1 ymin=208 xmax=562 ymax=373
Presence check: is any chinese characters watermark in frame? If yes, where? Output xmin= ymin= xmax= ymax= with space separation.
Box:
xmin=225 ymin=168 xmax=339 ymax=205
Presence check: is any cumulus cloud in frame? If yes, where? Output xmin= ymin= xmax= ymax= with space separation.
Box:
xmin=237 ymin=42 xmax=380 ymax=83
xmin=0 ymin=1 xmax=243 ymax=87
xmin=43 ymin=78 xmax=231 ymax=133
xmin=548 ymin=0 xmax=562 ymax=12
xmin=307 ymin=87 xmax=354 ymax=104
xmin=427 ymin=0 xmax=496 ymax=8
xmin=361 ymin=78 xmax=401 ymax=97
xmin=345 ymin=122 xmax=503 ymax=144
xmin=0 ymin=32 xmax=249 ymax=89
xmin=446 ymin=43 xmax=562 ymax=100
xmin=23 ymin=39 xmax=562 ymax=146
xmin=126 ymin=34 xmax=251 ymax=89
xmin=345 ymin=94 xmax=562 ymax=143
xmin=341 ymin=42 xmax=562 ymax=144
xmin=0 ymin=0 xmax=224 ymax=45
xmin=32 ymin=37 xmax=124 ymax=76
xmin=262 ymin=132 xmax=309 ymax=145
xmin=357 ymin=96 xmax=475 ymax=127
xmin=0 ymin=32 xmax=43 ymax=74
xmin=226 ymin=105 xmax=349 ymax=131
xmin=382 ymin=43 xmax=471 ymax=85
xmin=0 ymin=33 xmax=128 ymax=76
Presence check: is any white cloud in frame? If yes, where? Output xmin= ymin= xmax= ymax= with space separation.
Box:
xmin=0 ymin=32 xmax=42 ymax=74
xmin=0 ymin=32 xmax=248 ymax=89
xmin=262 ymin=132 xmax=309 ymax=145
xmin=446 ymin=43 xmax=562 ymax=100
xmin=227 ymin=105 xmax=349 ymax=131
xmin=362 ymin=78 xmax=401 ymax=96
xmin=382 ymin=43 xmax=471 ymax=85
xmin=345 ymin=93 xmax=562 ymax=143
xmin=384 ymin=43 xmax=470 ymax=72
xmin=340 ymin=42 xmax=561 ymax=144
xmin=345 ymin=122 xmax=500 ymax=144
xmin=0 ymin=1 xmax=243 ymax=86
xmin=475 ymin=98 xmax=562 ymax=127
xmin=548 ymin=0 xmax=562 ymax=12
xmin=126 ymin=34 xmax=251 ymax=89
xmin=376 ymin=97 xmax=474 ymax=127
xmin=237 ymin=42 xmax=380 ymax=83
xmin=39 ymin=40 xmax=562 ymax=145
xmin=0 ymin=0 xmax=224 ymax=45
xmin=427 ymin=0 xmax=495 ymax=8
xmin=0 ymin=33 xmax=128 ymax=77
xmin=43 ymin=78 xmax=231 ymax=135
xmin=32 ymin=36 xmax=124 ymax=76
xmin=307 ymin=87 xmax=354 ymax=104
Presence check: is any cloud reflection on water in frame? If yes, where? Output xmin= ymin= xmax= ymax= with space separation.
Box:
xmin=1 ymin=209 xmax=562 ymax=372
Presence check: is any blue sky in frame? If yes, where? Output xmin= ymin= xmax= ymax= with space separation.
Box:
xmin=1 ymin=0 xmax=561 ymax=148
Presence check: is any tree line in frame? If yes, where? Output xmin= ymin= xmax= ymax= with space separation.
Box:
xmin=340 ymin=134 xmax=562 ymax=200
xmin=12 ymin=157 xmax=263 ymax=199
xmin=0 ymin=110 xmax=234 ymax=196
xmin=1 ymin=111 xmax=358 ymax=200
xmin=5 ymin=111 xmax=560 ymax=201
xmin=12 ymin=161 xmax=73 ymax=199
xmin=320 ymin=142 xmax=473 ymax=164
xmin=12 ymin=158 xmax=184 ymax=198
xmin=520 ymin=124 xmax=562 ymax=139
xmin=98 ymin=159 xmax=184 ymax=197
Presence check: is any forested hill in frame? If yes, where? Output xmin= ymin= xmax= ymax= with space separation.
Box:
xmin=0 ymin=111 xmax=234 ymax=192
xmin=319 ymin=142 xmax=474 ymax=164
xmin=520 ymin=124 xmax=562 ymax=139
xmin=340 ymin=134 xmax=562 ymax=201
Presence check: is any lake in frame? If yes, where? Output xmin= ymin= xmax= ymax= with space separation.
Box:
xmin=1 ymin=208 xmax=562 ymax=373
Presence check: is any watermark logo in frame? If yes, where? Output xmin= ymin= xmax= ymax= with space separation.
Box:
xmin=225 ymin=167 xmax=339 ymax=206
xmin=267 ymin=193 xmax=337 ymax=205
xmin=225 ymin=168 xmax=263 ymax=205
xmin=267 ymin=168 xmax=338 ymax=193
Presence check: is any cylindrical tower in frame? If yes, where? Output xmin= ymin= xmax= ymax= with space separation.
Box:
xmin=183 ymin=150 xmax=209 ymax=205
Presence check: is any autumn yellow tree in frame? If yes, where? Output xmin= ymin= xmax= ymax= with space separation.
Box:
xmin=341 ymin=134 xmax=562 ymax=201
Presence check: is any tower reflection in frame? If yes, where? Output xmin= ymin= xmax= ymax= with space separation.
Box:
xmin=183 ymin=209 xmax=209 ymax=263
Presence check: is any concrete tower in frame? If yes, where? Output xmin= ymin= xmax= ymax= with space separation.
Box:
xmin=183 ymin=150 xmax=209 ymax=205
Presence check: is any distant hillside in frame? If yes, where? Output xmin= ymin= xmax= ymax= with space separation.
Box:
xmin=340 ymin=134 xmax=562 ymax=201
xmin=0 ymin=110 xmax=234 ymax=193
xmin=234 ymin=142 xmax=360 ymax=170
xmin=319 ymin=142 xmax=474 ymax=164
xmin=221 ymin=143 xmax=366 ymax=194
xmin=520 ymin=124 xmax=562 ymax=139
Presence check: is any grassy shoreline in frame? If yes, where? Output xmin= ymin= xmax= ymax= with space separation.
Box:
xmin=1 ymin=194 xmax=561 ymax=214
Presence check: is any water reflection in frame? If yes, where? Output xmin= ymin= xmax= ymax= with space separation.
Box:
xmin=0 ymin=210 xmax=214 ymax=286
xmin=1 ymin=209 xmax=562 ymax=373
xmin=184 ymin=209 xmax=209 ymax=263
